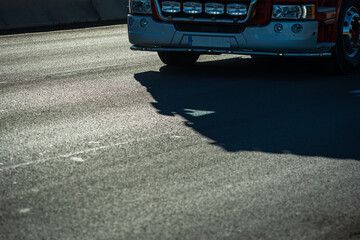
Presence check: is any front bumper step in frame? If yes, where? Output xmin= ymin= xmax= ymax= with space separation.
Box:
xmin=130 ymin=45 xmax=332 ymax=57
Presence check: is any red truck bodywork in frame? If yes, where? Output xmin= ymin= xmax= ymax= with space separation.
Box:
xmin=149 ymin=0 xmax=340 ymax=44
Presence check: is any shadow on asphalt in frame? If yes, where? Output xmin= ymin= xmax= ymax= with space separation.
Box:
xmin=134 ymin=56 xmax=360 ymax=160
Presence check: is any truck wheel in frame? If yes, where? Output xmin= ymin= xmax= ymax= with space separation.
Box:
xmin=157 ymin=51 xmax=200 ymax=66
xmin=334 ymin=0 xmax=360 ymax=74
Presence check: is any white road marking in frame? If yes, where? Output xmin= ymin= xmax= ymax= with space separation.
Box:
xmin=0 ymin=131 xmax=181 ymax=171
xmin=46 ymin=61 xmax=157 ymax=78
xmin=30 ymin=188 xmax=39 ymax=193
xmin=171 ymin=135 xmax=184 ymax=139
xmin=184 ymin=108 xmax=216 ymax=117
xmin=18 ymin=208 xmax=31 ymax=214
xmin=71 ymin=157 xmax=85 ymax=162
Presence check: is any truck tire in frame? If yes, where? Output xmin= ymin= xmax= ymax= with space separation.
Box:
xmin=157 ymin=51 xmax=200 ymax=66
xmin=334 ymin=0 xmax=360 ymax=74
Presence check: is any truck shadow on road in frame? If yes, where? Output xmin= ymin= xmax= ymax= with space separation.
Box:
xmin=134 ymin=56 xmax=360 ymax=160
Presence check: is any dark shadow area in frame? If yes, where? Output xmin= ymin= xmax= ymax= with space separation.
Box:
xmin=134 ymin=56 xmax=360 ymax=160
xmin=0 ymin=19 xmax=126 ymax=35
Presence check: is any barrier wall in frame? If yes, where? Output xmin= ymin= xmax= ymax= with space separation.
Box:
xmin=92 ymin=0 xmax=128 ymax=21
xmin=0 ymin=0 xmax=128 ymax=30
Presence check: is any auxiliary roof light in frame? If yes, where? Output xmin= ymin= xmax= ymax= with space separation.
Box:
xmin=162 ymin=1 xmax=181 ymax=13
xmin=205 ymin=3 xmax=225 ymax=15
xmin=183 ymin=2 xmax=202 ymax=14
xmin=227 ymin=4 xmax=247 ymax=16
xmin=159 ymin=1 xmax=251 ymax=16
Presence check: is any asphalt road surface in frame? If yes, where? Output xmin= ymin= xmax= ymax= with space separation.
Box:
xmin=1 ymin=24 xmax=360 ymax=240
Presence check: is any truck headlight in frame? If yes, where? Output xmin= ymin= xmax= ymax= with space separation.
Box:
xmin=272 ymin=5 xmax=315 ymax=20
xmin=129 ymin=0 xmax=152 ymax=14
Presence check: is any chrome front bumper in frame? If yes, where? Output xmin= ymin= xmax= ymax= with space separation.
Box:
xmin=128 ymin=15 xmax=333 ymax=56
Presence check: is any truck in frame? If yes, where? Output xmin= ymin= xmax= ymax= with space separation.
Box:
xmin=127 ymin=0 xmax=360 ymax=74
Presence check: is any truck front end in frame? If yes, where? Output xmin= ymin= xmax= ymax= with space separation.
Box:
xmin=127 ymin=0 xmax=360 ymax=73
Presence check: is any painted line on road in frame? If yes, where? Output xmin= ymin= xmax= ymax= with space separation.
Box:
xmin=46 ymin=60 xmax=158 ymax=78
xmin=0 ymin=131 xmax=182 ymax=171
xmin=18 ymin=208 xmax=31 ymax=214
xmin=184 ymin=108 xmax=216 ymax=117
xmin=71 ymin=157 xmax=86 ymax=162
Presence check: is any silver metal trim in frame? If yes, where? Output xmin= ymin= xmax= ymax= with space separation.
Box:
xmin=317 ymin=7 xmax=336 ymax=13
xmin=154 ymin=0 xmax=258 ymax=24
xmin=130 ymin=45 xmax=332 ymax=57
xmin=316 ymin=42 xmax=335 ymax=49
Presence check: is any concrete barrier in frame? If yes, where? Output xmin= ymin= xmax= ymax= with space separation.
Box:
xmin=92 ymin=0 xmax=128 ymax=21
xmin=0 ymin=0 xmax=127 ymax=30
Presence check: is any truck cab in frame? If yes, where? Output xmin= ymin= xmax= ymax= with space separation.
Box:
xmin=128 ymin=0 xmax=360 ymax=73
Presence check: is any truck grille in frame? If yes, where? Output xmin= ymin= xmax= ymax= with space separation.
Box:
xmin=174 ymin=22 xmax=246 ymax=33
xmin=154 ymin=0 xmax=258 ymax=24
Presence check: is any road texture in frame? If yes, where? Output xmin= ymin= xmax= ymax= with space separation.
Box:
xmin=1 ymin=24 xmax=360 ymax=240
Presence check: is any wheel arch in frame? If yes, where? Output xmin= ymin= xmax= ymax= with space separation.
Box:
xmin=332 ymin=0 xmax=345 ymax=43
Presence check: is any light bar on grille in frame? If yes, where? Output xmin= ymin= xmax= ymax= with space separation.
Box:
xmin=205 ymin=3 xmax=225 ymax=15
xmin=227 ymin=3 xmax=247 ymax=16
xmin=183 ymin=2 xmax=202 ymax=14
xmin=162 ymin=1 xmax=181 ymax=13
xmin=161 ymin=1 xmax=250 ymax=16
